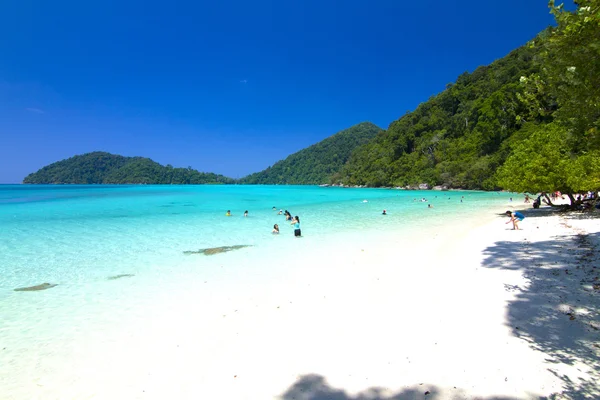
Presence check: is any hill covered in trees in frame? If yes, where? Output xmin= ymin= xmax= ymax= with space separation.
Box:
xmin=336 ymin=1 xmax=599 ymax=197
xmin=334 ymin=43 xmax=542 ymax=189
xmin=240 ymin=122 xmax=382 ymax=184
xmin=23 ymin=152 xmax=235 ymax=184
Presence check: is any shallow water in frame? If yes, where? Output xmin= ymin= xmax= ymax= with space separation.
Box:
xmin=0 ymin=184 xmax=513 ymax=398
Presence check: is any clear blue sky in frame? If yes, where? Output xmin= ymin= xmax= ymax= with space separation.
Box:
xmin=0 ymin=0 xmax=573 ymax=183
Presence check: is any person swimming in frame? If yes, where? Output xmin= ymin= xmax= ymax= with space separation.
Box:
xmin=382 ymin=209 xmax=387 ymax=215
xmin=272 ymin=224 xmax=279 ymax=234
xmin=244 ymin=210 xmax=248 ymax=217
xmin=225 ymin=210 xmax=231 ymax=216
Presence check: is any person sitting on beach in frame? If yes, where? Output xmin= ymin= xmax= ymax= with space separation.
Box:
xmin=272 ymin=224 xmax=279 ymax=234
xmin=505 ymin=210 xmax=524 ymax=230
xmin=291 ymin=216 xmax=301 ymax=237
xmin=244 ymin=210 xmax=248 ymax=217
xmin=225 ymin=210 xmax=231 ymax=216
xmin=382 ymin=209 xmax=387 ymax=215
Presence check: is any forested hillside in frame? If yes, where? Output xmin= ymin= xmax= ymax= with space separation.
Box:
xmin=337 ymin=1 xmax=599 ymax=196
xmin=240 ymin=122 xmax=382 ymax=184
xmin=335 ymin=44 xmax=543 ymax=189
xmin=23 ymin=152 xmax=234 ymax=184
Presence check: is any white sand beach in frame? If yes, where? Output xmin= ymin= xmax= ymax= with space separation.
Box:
xmin=2 ymin=202 xmax=599 ymax=400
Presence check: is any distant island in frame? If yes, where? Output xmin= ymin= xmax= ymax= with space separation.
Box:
xmin=23 ymin=122 xmax=383 ymax=186
xmin=23 ymin=152 xmax=235 ymax=184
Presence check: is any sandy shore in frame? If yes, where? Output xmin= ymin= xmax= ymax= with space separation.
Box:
xmin=3 ymin=202 xmax=599 ymax=400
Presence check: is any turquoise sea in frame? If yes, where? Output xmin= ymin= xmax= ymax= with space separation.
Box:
xmin=0 ymin=185 xmax=514 ymax=398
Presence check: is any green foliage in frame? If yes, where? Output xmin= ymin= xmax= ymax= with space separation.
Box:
xmin=545 ymin=0 xmax=600 ymax=149
xmin=497 ymin=123 xmax=570 ymax=193
xmin=338 ymin=44 xmax=541 ymax=188
xmin=497 ymin=123 xmax=600 ymax=194
xmin=567 ymin=151 xmax=600 ymax=191
xmin=239 ymin=122 xmax=382 ymax=184
xmin=23 ymin=152 xmax=234 ymax=184
xmin=502 ymin=1 xmax=600 ymax=194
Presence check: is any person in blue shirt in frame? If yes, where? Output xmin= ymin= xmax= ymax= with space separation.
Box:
xmin=505 ymin=210 xmax=524 ymax=230
xmin=291 ymin=216 xmax=301 ymax=237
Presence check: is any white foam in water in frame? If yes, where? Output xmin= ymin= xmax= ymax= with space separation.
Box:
xmin=0 ymin=185 xmax=513 ymax=399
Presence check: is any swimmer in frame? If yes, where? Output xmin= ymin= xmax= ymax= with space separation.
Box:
xmin=428 ymin=204 xmax=433 ymax=208
xmin=382 ymin=209 xmax=387 ymax=215
xmin=278 ymin=209 xmax=283 ymax=215
xmin=244 ymin=210 xmax=248 ymax=217
xmin=272 ymin=224 xmax=279 ymax=234
xmin=225 ymin=210 xmax=231 ymax=216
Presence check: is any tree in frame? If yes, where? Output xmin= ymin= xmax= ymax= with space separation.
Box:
xmin=497 ymin=123 xmax=570 ymax=193
xmin=497 ymin=123 xmax=599 ymax=205
xmin=544 ymin=0 xmax=600 ymax=150
xmin=500 ymin=1 xmax=600 ymax=202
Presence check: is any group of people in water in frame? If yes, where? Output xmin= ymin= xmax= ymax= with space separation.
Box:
xmin=226 ymin=207 xmax=301 ymax=237
xmin=272 ymin=208 xmax=301 ymax=237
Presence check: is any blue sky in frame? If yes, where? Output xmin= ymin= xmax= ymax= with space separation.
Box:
xmin=0 ymin=0 xmax=572 ymax=183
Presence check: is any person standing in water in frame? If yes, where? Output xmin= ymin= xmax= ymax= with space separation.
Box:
xmin=291 ymin=216 xmax=301 ymax=237
xmin=244 ymin=210 xmax=248 ymax=217
xmin=272 ymin=224 xmax=279 ymax=234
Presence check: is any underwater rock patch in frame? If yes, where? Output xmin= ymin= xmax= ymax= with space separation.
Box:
xmin=107 ymin=274 xmax=135 ymax=280
xmin=14 ymin=283 xmax=58 ymax=292
xmin=184 ymin=245 xmax=251 ymax=256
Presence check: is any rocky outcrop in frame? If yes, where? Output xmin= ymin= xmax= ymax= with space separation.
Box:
xmin=184 ymin=245 xmax=251 ymax=256
xmin=107 ymin=274 xmax=135 ymax=280
xmin=14 ymin=283 xmax=58 ymax=292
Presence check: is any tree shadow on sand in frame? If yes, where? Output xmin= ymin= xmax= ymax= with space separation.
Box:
xmin=480 ymin=213 xmax=600 ymax=399
xmin=279 ymin=213 xmax=599 ymax=400
xmin=280 ymin=374 xmax=517 ymax=400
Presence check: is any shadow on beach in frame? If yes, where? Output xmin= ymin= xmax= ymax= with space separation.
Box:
xmin=480 ymin=213 xmax=600 ymax=399
xmin=277 ymin=213 xmax=599 ymax=400
xmin=279 ymin=374 xmax=517 ymax=400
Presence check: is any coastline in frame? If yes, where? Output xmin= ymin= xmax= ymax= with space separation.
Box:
xmin=1 ymin=199 xmax=598 ymax=399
